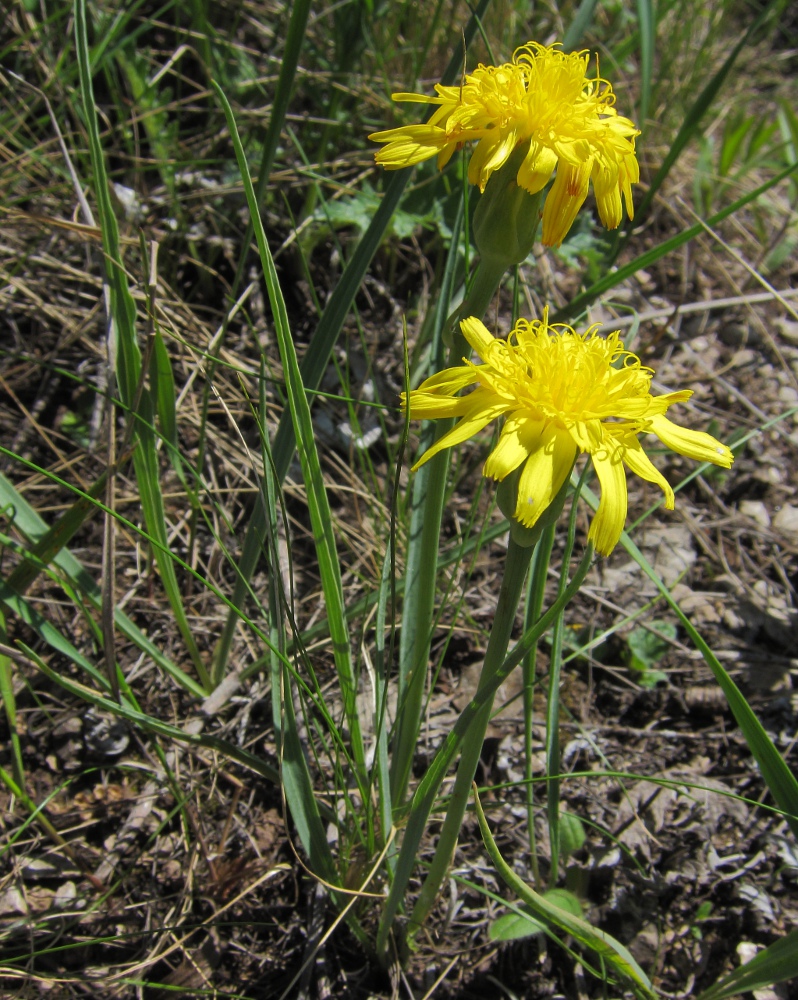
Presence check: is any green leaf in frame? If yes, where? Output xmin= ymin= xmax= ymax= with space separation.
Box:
xmin=635 ymin=0 xmax=654 ymax=125
xmin=476 ymin=787 xmax=655 ymax=996
xmin=628 ymin=627 xmax=667 ymax=664
xmin=563 ymin=0 xmax=601 ymax=51
xmin=213 ymin=81 xmax=367 ymax=775
xmin=75 ymin=0 xmax=210 ymax=691
xmin=559 ymin=811 xmax=587 ymax=861
xmin=695 ymin=928 xmax=798 ymax=1000
xmin=627 ymin=621 xmax=676 ymax=687
xmin=490 ymin=889 xmax=583 ymax=942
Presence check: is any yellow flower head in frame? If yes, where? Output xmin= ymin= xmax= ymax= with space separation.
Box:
xmin=403 ymin=313 xmax=733 ymax=555
xmin=369 ymin=42 xmax=640 ymax=246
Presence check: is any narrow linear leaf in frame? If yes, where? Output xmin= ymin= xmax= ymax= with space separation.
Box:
xmin=563 ymin=0 xmax=601 ymax=52
xmin=695 ymin=928 xmax=798 ymax=1000
xmin=213 ymin=81 xmax=367 ymax=775
xmin=214 ymin=0 xmax=494 ymax=677
xmin=256 ymin=370 xmax=341 ymax=893
xmin=635 ymin=0 xmax=654 ymax=125
xmin=556 ymin=160 xmax=798 ymax=323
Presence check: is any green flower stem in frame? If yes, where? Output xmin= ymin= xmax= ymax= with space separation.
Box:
xmin=459 ymin=258 xmax=510 ymax=328
xmin=407 ymin=534 xmax=534 ymax=935
xmin=390 ymin=443 xmax=450 ymax=804
xmin=522 ymin=522 xmax=556 ymax=886
xmin=545 ymin=587 xmax=566 ymax=886
xmin=392 ymin=256 xmax=508 ymax=807
xmin=376 ymin=542 xmax=595 ymax=962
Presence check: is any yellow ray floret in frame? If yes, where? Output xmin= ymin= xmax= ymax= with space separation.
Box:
xmin=402 ymin=313 xmax=733 ymax=555
xmin=369 ymin=42 xmax=640 ymax=246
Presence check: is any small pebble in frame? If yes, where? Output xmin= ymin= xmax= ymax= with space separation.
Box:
xmin=739 ymin=500 xmax=771 ymax=529
xmin=773 ymin=504 xmax=798 ymax=538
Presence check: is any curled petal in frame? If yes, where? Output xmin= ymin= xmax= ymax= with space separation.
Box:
xmin=622 ymin=438 xmax=675 ymax=509
xmin=413 ymin=365 xmax=476 ymax=398
xmin=517 ymin=141 xmax=559 ymax=195
xmin=541 ymin=161 xmax=592 ymax=246
xmin=592 ymin=162 xmax=622 ymax=230
xmin=405 ymin=392 xmax=473 ymax=420
xmin=460 ymin=316 xmax=496 ymax=359
xmin=467 ymin=130 xmax=521 ymax=190
xmin=648 ymin=414 xmax=734 ymax=467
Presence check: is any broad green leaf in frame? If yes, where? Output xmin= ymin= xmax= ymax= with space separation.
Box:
xmin=559 ymin=811 xmax=587 ymax=861
xmin=490 ymin=889 xmax=583 ymax=942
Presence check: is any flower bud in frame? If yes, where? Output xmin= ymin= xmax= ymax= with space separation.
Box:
xmin=473 ymin=143 xmax=542 ymax=269
xmin=497 ymin=462 xmax=571 ymax=548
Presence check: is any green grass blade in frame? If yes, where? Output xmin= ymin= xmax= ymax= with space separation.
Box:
xmin=474 ymin=786 xmax=655 ymax=997
xmin=556 ymin=159 xmax=798 ymax=324
xmin=562 ymin=0 xmax=601 ymax=52
xmin=629 ymin=0 xmax=782 ymax=228
xmin=254 ymin=0 xmax=311 ymax=209
xmin=213 ymin=0 xmax=494 ymax=679
xmin=578 ymin=481 xmax=798 ymax=839
xmin=256 ymin=367 xmax=341 ymax=891
xmin=635 ymin=0 xmax=654 ymax=125
xmin=0 ymin=610 xmax=25 ymax=792
xmin=224 ymin=0 xmax=312 ymax=313
xmin=695 ymin=928 xmax=798 ymax=1000
xmin=390 ymin=198 xmax=463 ymax=806
xmin=75 ymin=0 xmax=210 ymax=690
xmin=213 ymin=81 xmax=367 ymax=776
xmin=0 ymin=471 xmax=206 ymax=698
xmin=149 ymin=326 xmax=180 ymax=472
xmin=373 ymin=538 xmax=396 ymax=856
